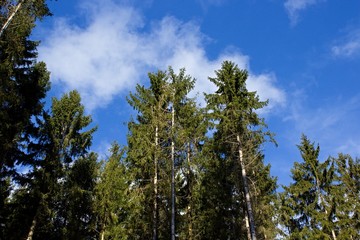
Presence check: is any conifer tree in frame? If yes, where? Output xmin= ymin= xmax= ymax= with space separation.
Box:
xmin=0 ymin=1 xmax=51 ymax=235
xmin=331 ymin=154 xmax=359 ymax=239
xmin=205 ymin=61 xmax=277 ymax=239
xmin=279 ymin=135 xmax=337 ymax=239
xmin=6 ymin=90 xmax=96 ymax=240
xmin=126 ymin=67 xmax=200 ymax=239
xmin=126 ymin=70 xmax=170 ymax=239
xmin=95 ymin=143 xmax=130 ymax=240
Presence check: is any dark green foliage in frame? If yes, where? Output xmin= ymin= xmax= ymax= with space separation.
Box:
xmin=204 ymin=61 xmax=277 ymax=239
xmin=0 ymin=1 xmax=51 ymax=237
xmin=331 ymin=154 xmax=360 ymax=239
xmin=279 ymin=135 xmax=337 ymax=239
xmin=95 ymin=143 xmax=130 ymax=239
xmin=60 ymin=152 xmax=99 ymax=239
xmin=4 ymin=90 xmax=97 ymax=240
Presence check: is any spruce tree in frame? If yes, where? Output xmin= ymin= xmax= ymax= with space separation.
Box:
xmin=95 ymin=143 xmax=130 ymax=240
xmin=279 ymin=135 xmax=337 ymax=239
xmin=205 ymin=60 xmax=277 ymax=239
xmin=6 ymin=90 xmax=97 ymax=240
xmin=331 ymin=154 xmax=359 ymax=239
xmin=0 ymin=1 xmax=51 ymax=236
xmin=126 ymin=70 xmax=170 ymax=239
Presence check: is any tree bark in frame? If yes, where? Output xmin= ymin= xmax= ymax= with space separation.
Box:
xmin=171 ymin=105 xmax=176 ymax=240
xmin=26 ymin=207 xmax=38 ymax=240
xmin=187 ymin=143 xmax=193 ymax=240
xmin=0 ymin=0 xmax=25 ymax=37
xmin=153 ymin=125 xmax=159 ymax=240
xmin=244 ymin=207 xmax=251 ymax=240
xmin=237 ymin=134 xmax=256 ymax=240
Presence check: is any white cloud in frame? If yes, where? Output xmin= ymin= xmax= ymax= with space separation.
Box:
xmin=284 ymin=91 xmax=360 ymax=157
xmin=284 ymin=0 xmax=325 ymax=26
xmin=331 ymin=29 xmax=360 ymax=58
xmin=39 ymin=0 xmax=285 ymax=111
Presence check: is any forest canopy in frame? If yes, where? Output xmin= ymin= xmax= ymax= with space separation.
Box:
xmin=0 ymin=1 xmax=359 ymax=240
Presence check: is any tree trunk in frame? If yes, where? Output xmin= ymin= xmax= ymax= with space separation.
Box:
xmin=0 ymin=0 xmax=25 ymax=37
xmin=244 ymin=207 xmax=251 ymax=240
xmin=100 ymin=230 xmax=105 ymax=240
xmin=187 ymin=143 xmax=193 ymax=240
xmin=171 ymin=105 xmax=176 ymax=240
xmin=153 ymin=125 xmax=159 ymax=240
xmin=237 ymin=135 xmax=256 ymax=240
xmin=100 ymin=223 xmax=105 ymax=240
xmin=26 ymin=207 xmax=38 ymax=240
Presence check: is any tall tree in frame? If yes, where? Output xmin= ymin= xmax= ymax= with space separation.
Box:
xmin=168 ymin=67 xmax=196 ymax=240
xmin=205 ymin=61 xmax=277 ymax=239
xmin=279 ymin=135 xmax=337 ymax=239
xmin=126 ymin=67 xmax=199 ymax=239
xmin=127 ymin=70 xmax=170 ymax=239
xmin=0 ymin=0 xmax=51 ymax=236
xmin=6 ymin=90 xmax=97 ymax=240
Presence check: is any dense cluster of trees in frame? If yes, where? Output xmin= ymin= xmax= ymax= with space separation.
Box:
xmin=1 ymin=1 xmax=359 ymax=239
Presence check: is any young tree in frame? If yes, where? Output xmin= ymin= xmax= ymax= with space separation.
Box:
xmin=205 ymin=61 xmax=277 ymax=239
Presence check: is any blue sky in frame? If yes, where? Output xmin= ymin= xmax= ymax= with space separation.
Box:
xmin=33 ymin=0 xmax=360 ymax=185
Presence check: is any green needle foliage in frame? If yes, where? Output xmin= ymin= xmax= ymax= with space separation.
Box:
xmin=95 ymin=143 xmax=130 ymax=240
xmin=0 ymin=1 xmax=51 ymax=237
xmin=204 ymin=61 xmax=277 ymax=239
xmin=4 ymin=90 xmax=97 ymax=240
xmin=279 ymin=135 xmax=337 ymax=240
xmin=331 ymin=154 xmax=360 ymax=239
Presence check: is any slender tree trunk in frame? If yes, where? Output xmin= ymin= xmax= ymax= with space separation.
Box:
xmin=100 ymin=223 xmax=105 ymax=240
xmin=153 ymin=125 xmax=159 ymax=240
xmin=26 ymin=204 xmax=41 ymax=240
xmin=187 ymin=143 xmax=193 ymax=240
xmin=26 ymin=215 xmax=37 ymax=240
xmin=237 ymin=135 xmax=256 ymax=240
xmin=100 ymin=230 xmax=105 ymax=240
xmin=244 ymin=206 xmax=251 ymax=240
xmin=171 ymin=105 xmax=176 ymax=240
xmin=0 ymin=0 xmax=25 ymax=37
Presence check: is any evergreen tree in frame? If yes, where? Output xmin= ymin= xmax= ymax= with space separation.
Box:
xmin=126 ymin=70 xmax=170 ymax=239
xmin=279 ymin=135 xmax=337 ymax=240
xmin=6 ymin=90 xmax=97 ymax=240
xmin=331 ymin=154 xmax=359 ymax=239
xmin=0 ymin=1 xmax=51 ymax=236
xmin=62 ymin=152 xmax=99 ymax=239
xmin=205 ymin=60 xmax=277 ymax=239
xmin=126 ymin=67 xmax=200 ymax=239
xmin=95 ymin=143 xmax=130 ymax=240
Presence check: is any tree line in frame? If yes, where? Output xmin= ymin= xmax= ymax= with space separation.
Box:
xmin=1 ymin=1 xmax=359 ymax=239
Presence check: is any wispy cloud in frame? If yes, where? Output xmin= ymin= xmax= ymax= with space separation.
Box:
xmin=284 ymin=90 xmax=360 ymax=157
xmin=39 ymin=0 xmax=285 ymax=111
xmin=331 ymin=29 xmax=360 ymax=58
xmin=284 ymin=0 xmax=325 ymax=26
